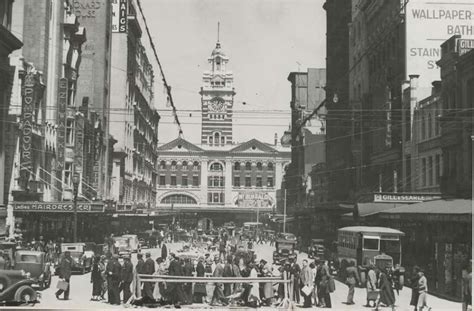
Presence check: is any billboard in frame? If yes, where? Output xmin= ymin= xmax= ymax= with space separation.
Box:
xmin=112 ymin=0 xmax=127 ymax=33
xmin=74 ymin=115 xmax=84 ymax=174
xmin=406 ymin=0 xmax=474 ymax=87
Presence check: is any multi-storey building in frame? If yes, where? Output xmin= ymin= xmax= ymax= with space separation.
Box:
xmin=72 ymin=0 xmax=113 ymax=200
xmin=284 ymin=68 xmax=327 ymax=241
xmin=0 ymin=0 xmax=22 ymax=235
xmin=156 ymin=39 xmax=290 ymax=229
xmin=437 ymin=36 xmax=473 ymax=198
xmin=323 ymin=0 xmax=353 ymax=204
xmin=109 ymin=0 xmax=160 ymax=214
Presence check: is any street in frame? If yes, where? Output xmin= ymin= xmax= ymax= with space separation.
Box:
xmin=34 ymin=242 xmax=462 ymax=310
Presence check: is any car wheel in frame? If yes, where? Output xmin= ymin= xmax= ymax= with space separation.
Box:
xmin=45 ymin=274 xmax=52 ymax=289
xmin=14 ymin=285 xmax=37 ymax=304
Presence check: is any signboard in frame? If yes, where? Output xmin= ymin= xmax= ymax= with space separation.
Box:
xmin=111 ymin=0 xmax=127 ymax=33
xmin=373 ymin=193 xmax=441 ymax=203
xmin=405 ymin=0 xmax=474 ymax=88
xmin=235 ymin=192 xmax=274 ymax=208
xmin=91 ymin=123 xmax=101 ymax=194
xmin=56 ymin=78 xmax=68 ymax=171
xmin=20 ymin=72 xmax=35 ymax=175
xmin=458 ymin=38 xmax=474 ymax=56
xmin=74 ymin=115 xmax=84 ymax=173
xmin=13 ymin=202 xmax=104 ymax=213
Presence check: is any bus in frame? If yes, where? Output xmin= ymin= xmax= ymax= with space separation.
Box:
xmin=337 ymin=226 xmax=405 ymax=268
xmin=242 ymin=222 xmax=262 ymax=240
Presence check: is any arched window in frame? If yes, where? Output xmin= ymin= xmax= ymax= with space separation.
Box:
xmin=161 ymin=194 xmax=197 ymax=205
xmin=234 ymin=162 xmax=240 ymax=171
xmin=193 ymin=161 xmax=199 ymax=171
xmin=267 ymin=162 xmax=274 ymax=171
xmin=171 ymin=161 xmax=177 ymax=170
xmin=245 ymin=162 xmax=252 ymax=171
xmin=182 ymin=161 xmax=188 ymax=170
xmin=221 ymin=136 xmax=225 ymax=145
xmin=214 ymin=132 xmax=220 ymax=146
xmin=209 ymin=136 xmax=213 ymax=145
xmin=256 ymin=162 xmax=262 ymax=171
xmin=159 ymin=161 xmax=166 ymax=170
xmin=210 ymin=162 xmax=223 ymax=171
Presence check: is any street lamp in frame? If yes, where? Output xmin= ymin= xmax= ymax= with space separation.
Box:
xmin=72 ymin=173 xmax=80 ymax=243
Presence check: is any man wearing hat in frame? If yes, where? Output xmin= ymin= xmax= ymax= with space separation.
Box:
xmin=120 ymin=254 xmax=133 ymax=303
xmin=106 ymin=254 xmax=122 ymax=305
xmin=142 ymin=252 xmax=155 ymax=300
xmin=55 ymin=250 xmax=74 ymax=300
xmin=168 ymin=253 xmax=186 ymax=307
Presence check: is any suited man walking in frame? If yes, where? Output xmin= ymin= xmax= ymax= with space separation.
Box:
xmin=300 ymin=259 xmax=314 ymax=308
xmin=106 ymin=254 xmax=122 ymax=305
xmin=55 ymin=251 xmax=74 ymax=300
xmin=345 ymin=261 xmax=360 ymax=305
xmin=120 ymin=255 xmax=133 ymax=303
xmin=168 ymin=253 xmax=186 ymax=307
xmin=142 ymin=252 xmax=155 ymax=300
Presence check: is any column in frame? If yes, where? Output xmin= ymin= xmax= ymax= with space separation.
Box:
xmin=225 ymin=159 xmax=233 ymax=205
xmin=275 ymin=159 xmax=283 ymax=189
xmin=200 ymin=159 xmax=208 ymax=205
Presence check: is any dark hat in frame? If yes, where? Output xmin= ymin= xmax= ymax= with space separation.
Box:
xmin=145 ymin=252 xmax=151 ymax=257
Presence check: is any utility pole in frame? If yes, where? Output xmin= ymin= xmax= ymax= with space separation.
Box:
xmin=283 ymin=189 xmax=287 ymax=233
xmin=72 ymin=173 xmax=80 ymax=242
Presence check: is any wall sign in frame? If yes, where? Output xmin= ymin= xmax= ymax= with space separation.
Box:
xmin=56 ymin=78 xmax=68 ymax=172
xmin=235 ymin=192 xmax=273 ymax=208
xmin=13 ymin=202 xmax=104 ymax=213
xmin=74 ymin=115 xmax=84 ymax=174
xmin=373 ymin=192 xmax=441 ymax=203
xmin=20 ymin=72 xmax=35 ymax=175
xmin=112 ymin=0 xmax=127 ymax=33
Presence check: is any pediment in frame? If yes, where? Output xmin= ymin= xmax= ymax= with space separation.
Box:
xmin=157 ymin=137 xmax=203 ymax=152
xmin=230 ymin=139 xmax=277 ymax=154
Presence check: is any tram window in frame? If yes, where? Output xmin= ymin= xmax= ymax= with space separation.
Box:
xmin=380 ymin=239 xmax=400 ymax=253
xmin=363 ymin=238 xmax=379 ymax=250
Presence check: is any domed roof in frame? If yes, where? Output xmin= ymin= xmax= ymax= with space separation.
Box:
xmin=211 ymin=42 xmax=225 ymax=57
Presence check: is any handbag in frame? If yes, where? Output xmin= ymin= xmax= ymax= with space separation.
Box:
xmin=301 ymin=285 xmax=313 ymax=296
xmin=57 ymin=279 xmax=69 ymax=291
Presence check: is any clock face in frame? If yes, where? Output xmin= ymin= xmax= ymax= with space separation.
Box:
xmin=210 ymin=98 xmax=225 ymax=112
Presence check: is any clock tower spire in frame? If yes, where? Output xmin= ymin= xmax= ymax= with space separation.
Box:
xmin=200 ymin=26 xmax=236 ymax=147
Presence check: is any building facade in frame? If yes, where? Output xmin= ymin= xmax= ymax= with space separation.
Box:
xmin=323 ymin=0 xmax=353 ymax=204
xmin=437 ymin=36 xmax=473 ymax=198
xmin=156 ymin=40 xmax=290 ymax=228
xmin=109 ymin=0 xmax=160 ymax=213
xmin=72 ymin=0 xmax=113 ymax=200
xmin=0 ymin=0 xmax=23 ymax=235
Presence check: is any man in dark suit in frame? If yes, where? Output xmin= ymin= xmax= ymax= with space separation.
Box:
xmin=55 ymin=251 xmax=74 ymax=300
xmin=345 ymin=261 xmax=360 ymax=305
xmin=168 ymin=253 xmax=186 ymax=306
xmin=120 ymin=255 xmax=133 ymax=303
xmin=142 ymin=252 xmax=155 ymax=300
xmin=136 ymin=253 xmax=145 ymax=274
xmin=211 ymin=258 xmax=227 ymax=306
xmin=106 ymin=254 xmax=122 ymax=305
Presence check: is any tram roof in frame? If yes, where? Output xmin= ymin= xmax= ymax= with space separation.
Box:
xmin=338 ymin=226 xmax=404 ymax=235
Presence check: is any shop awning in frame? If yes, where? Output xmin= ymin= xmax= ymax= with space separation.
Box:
xmin=342 ymin=202 xmax=407 ymax=220
xmin=379 ymin=199 xmax=472 ymax=222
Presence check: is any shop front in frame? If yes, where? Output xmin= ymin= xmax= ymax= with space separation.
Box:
xmin=377 ymin=199 xmax=472 ymax=301
xmin=12 ymin=201 xmax=110 ymax=243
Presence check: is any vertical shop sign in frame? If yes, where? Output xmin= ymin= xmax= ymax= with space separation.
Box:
xmin=20 ymin=72 xmax=35 ymax=175
xmin=74 ymin=115 xmax=84 ymax=174
xmin=112 ymin=0 xmax=127 ymax=33
xmin=56 ymin=78 xmax=68 ymax=171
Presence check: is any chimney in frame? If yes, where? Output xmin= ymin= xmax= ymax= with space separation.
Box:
xmin=432 ymin=80 xmax=441 ymax=95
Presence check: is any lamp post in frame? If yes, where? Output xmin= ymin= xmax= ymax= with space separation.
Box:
xmin=72 ymin=173 xmax=80 ymax=243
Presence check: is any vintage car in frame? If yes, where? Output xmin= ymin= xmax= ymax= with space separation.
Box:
xmin=308 ymin=239 xmax=326 ymax=260
xmin=122 ymin=235 xmax=140 ymax=253
xmin=273 ymin=239 xmax=297 ymax=263
xmin=14 ymin=251 xmax=51 ymax=290
xmin=58 ymin=243 xmax=93 ymax=274
xmin=113 ymin=237 xmax=132 ymax=257
xmin=0 ymin=269 xmax=39 ymax=305
xmin=276 ymin=232 xmax=297 ymax=241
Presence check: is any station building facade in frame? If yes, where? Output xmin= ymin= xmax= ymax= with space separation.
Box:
xmin=155 ymin=40 xmax=290 ymax=228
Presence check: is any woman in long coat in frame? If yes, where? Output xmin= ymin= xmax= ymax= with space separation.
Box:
xmin=194 ymin=257 xmax=207 ymax=303
xmin=409 ymin=266 xmax=421 ymax=311
xmin=378 ymin=267 xmax=396 ymax=310
xmin=248 ymin=262 xmax=261 ymax=307
xmin=90 ymin=256 xmax=103 ymax=301
xmin=260 ymin=263 xmax=274 ymax=305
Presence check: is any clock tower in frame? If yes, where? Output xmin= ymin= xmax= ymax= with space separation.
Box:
xmin=200 ymin=35 xmax=236 ymax=146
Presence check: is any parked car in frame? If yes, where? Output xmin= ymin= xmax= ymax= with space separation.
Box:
xmin=0 ymin=269 xmax=39 ymax=305
xmin=56 ymin=243 xmax=93 ymax=274
xmin=14 ymin=251 xmax=51 ymax=290
xmin=276 ymin=232 xmax=297 ymax=241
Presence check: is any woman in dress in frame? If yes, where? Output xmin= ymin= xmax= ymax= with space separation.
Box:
xmin=248 ymin=262 xmax=261 ymax=307
xmin=319 ymin=264 xmax=332 ymax=308
xmin=153 ymin=257 xmax=167 ymax=302
xmin=90 ymin=256 xmax=103 ymax=301
xmin=377 ymin=266 xmax=396 ymax=311
xmin=410 ymin=266 xmax=421 ymax=311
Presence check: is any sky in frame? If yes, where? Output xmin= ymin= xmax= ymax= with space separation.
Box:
xmin=141 ymin=0 xmax=327 ymax=145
